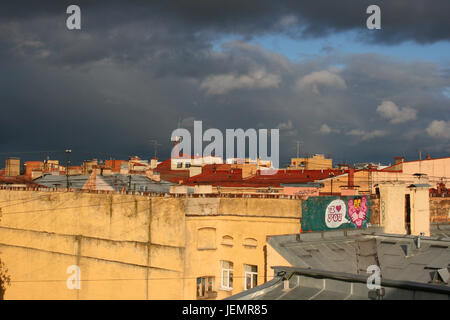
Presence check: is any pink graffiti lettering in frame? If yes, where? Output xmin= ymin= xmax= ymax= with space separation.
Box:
xmin=327 ymin=213 xmax=342 ymax=223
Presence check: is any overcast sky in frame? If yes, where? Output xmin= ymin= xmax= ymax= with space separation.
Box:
xmin=1 ymin=1 xmax=449 ymax=166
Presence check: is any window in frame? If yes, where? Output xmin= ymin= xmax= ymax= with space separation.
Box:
xmin=244 ymin=264 xmax=258 ymax=290
xmin=221 ymin=261 xmax=233 ymax=290
xmin=185 ymin=163 xmax=191 ymax=168
xmin=196 ymin=276 xmax=216 ymax=299
xmin=176 ymin=162 xmax=183 ymax=168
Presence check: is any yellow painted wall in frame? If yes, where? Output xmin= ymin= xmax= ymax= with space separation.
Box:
xmin=182 ymin=197 xmax=301 ymax=299
xmin=265 ymin=242 xmax=292 ymax=281
xmin=0 ymin=189 xmax=302 ymax=300
xmin=379 ymin=183 xmax=406 ymax=235
xmin=0 ymin=190 xmax=186 ymax=300
xmin=409 ymin=187 xmax=431 ymax=236
xmin=289 ymin=155 xmax=332 ymax=170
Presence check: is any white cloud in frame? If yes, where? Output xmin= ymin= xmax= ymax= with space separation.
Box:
xmin=319 ymin=124 xmax=332 ymax=134
xmin=295 ymin=70 xmax=346 ymax=94
xmin=200 ymin=68 xmax=281 ymax=95
xmin=319 ymin=123 xmax=341 ymax=135
xmin=376 ymin=100 xmax=417 ymax=124
xmin=346 ymin=129 xmax=388 ymax=141
xmin=426 ymin=120 xmax=450 ymax=139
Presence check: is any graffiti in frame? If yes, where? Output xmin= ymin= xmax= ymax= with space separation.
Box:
xmin=348 ymin=196 xmax=368 ymax=229
xmin=325 ymin=199 xmax=350 ymax=228
xmin=301 ymin=196 xmax=372 ymax=232
xmin=283 ymin=187 xmax=320 ymax=199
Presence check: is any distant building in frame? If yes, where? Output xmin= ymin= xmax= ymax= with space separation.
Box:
xmin=5 ymin=158 xmax=21 ymax=177
xmin=82 ymin=159 xmax=98 ymax=174
xmin=319 ymin=155 xmax=450 ymax=195
xmin=44 ymin=159 xmax=59 ymax=171
xmin=105 ymin=159 xmax=128 ymax=173
xmin=354 ymin=162 xmax=389 ymax=170
xmin=288 ymin=154 xmax=332 ymax=170
xmin=24 ymin=161 xmax=44 ymax=178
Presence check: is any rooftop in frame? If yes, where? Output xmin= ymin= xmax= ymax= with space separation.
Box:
xmin=229 ymin=226 xmax=450 ymax=300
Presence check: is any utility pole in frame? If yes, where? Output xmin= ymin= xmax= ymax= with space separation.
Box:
xmin=65 ymin=149 xmax=72 ymax=189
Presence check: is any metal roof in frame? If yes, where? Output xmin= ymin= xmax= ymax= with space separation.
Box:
xmin=228 ymin=266 xmax=450 ymax=300
xmin=228 ymin=227 xmax=450 ymax=300
xmin=267 ymin=229 xmax=450 ymax=285
xmin=34 ymin=173 xmax=174 ymax=193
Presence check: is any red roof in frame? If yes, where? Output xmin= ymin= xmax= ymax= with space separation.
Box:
xmin=155 ymin=159 xmax=190 ymax=183
xmin=187 ymin=168 xmax=348 ymax=187
xmin=0 ymin=176 xmax=42 ymax=187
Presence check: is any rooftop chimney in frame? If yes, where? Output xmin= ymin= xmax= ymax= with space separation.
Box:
xmin=348 ymin=167 xmax=355 ymax=189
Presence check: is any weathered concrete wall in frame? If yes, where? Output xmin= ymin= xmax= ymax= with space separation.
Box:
xmin=0 ymin=189 xmax=303 ymax=300
xmin=409 ymin=187 xmax=430 ymax=236
xmin=218 ymin=198 xmax=302 ymax=218
xmin=0 ymin=190 xmax=186 ymax=300
xmin=369 ymin=196 xmax=380 ymax=225
xmin=430 ymin=197 xmax=450 ymax=223
xmin=379 ymin=183 xmax=406 ymax=235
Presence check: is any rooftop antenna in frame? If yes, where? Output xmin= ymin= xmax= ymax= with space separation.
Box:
xmin=418 ymin=149 xmax=423 ymax=174
xmin=150 ymin=139 xmax=162 ymax=159
xmin=296 ymin=141 xmax=303 ymax=158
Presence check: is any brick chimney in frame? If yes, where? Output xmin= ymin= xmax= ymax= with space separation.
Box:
xmin=348 ymin=167 xmax=355 ymax=189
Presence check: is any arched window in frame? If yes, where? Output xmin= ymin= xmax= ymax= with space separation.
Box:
xmin=221 ymin=235 xmax=234 ymax=247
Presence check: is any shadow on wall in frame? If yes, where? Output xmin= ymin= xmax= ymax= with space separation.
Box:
xmin=0 ymin=258 xmax=11 ymax=300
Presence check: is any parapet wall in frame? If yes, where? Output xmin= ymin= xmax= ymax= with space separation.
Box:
xmin=430 ymin=197 xmax=450 ymax=223
xmin=0 ymin=189 xmax=302 ymax=299
xmin=0 ymin=189 xmax=186 ymax=299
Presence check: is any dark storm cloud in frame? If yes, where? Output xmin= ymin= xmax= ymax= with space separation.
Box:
xmin=1 ymin=0 xmax=450 ymax=44
xmin=0 ymin=1 xmax=449 ymax=166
